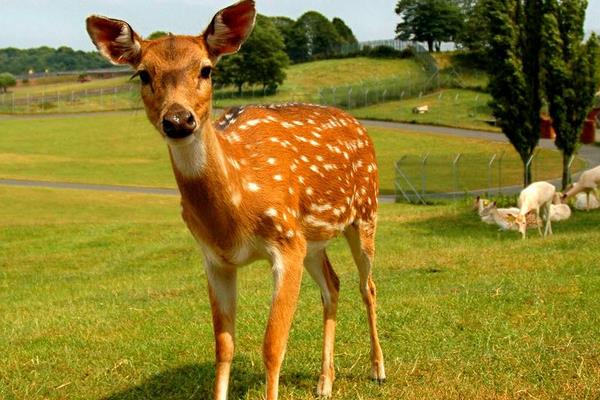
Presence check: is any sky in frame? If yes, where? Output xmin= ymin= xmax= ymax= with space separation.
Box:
xmin=0 ymin=0 xmax=599 ymax=51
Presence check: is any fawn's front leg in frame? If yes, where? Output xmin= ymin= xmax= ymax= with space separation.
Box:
xmin=264 ymin=241 xmax=306 ymax=400
xmin=205 ymin=261 xmax=237 ymax=400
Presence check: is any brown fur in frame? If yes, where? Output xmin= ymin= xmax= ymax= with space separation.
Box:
xmin=86 ymin=2 xmax=384 ymax=399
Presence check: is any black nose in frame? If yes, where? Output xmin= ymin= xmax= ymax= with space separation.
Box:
xmin=162 ymin=105 xmax=196 ymax=139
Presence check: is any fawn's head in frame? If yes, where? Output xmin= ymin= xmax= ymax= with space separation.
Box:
xmin=86 ymin=0 xmax=255 ymax=140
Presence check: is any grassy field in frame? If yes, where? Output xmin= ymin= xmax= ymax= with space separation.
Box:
xmin=0 ymin=112 xmax=579 ymax=195
xmin=1 ymin=185 xmax=600 ymax=399
xmin=351 ymin=89 xmax=497 ymax=132
xmin=9 ymin=76 xmax=131 ymax=99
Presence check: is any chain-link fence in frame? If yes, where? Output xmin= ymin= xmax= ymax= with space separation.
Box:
xmin=394 ymin=151 xmax=585 ymax=203
xmin=0 ymin=84 xmax=140 ymax=113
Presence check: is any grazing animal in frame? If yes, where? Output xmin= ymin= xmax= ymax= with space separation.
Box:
xmin=473 ymin=196 xmax=496 ymax=224
xmin=482 ymin=201 xmax=536 ymax=231
xmin=549 ymin=203 xmax=571 ymax=221
xmin=478 ymin=200 xmax=520 ymax=226
xmin=86 ymin=1 xmax=385 ymax=399
xmin=562 ymin=165 xmax=600 ymax=211
xmin=515 ymin=181 xmax=556 ymax=239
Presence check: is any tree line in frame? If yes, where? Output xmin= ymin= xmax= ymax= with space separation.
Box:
xmin=0 ymin=46 xmax=111 ymax=76
xmin=0 ymin=11 xmax=358 ymax=95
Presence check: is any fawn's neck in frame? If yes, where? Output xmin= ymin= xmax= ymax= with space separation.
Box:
xmin=168 ymin=118 xmax=246 ymax=250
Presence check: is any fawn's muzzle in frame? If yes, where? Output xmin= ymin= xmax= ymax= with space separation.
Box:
xmin=162 ymin=105 xmax=197 ymax=139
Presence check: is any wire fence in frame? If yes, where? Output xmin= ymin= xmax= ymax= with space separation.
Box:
xmin=394 ymin=151 xmax=585 ymax=204
xmin=0 ymin=84 xmax=140 ymax=113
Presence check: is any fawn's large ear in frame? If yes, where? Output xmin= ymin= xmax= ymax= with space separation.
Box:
xmin=86 ymin=16 xmax=143 ymax=65
xmin=202 ymin=0 xmax=256 ymax=61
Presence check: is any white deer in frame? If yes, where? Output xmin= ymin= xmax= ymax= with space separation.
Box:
xmin=562 ymin=165 xmax=600 ymax=211
xmin=514 ymin=181 xmax=557 ymax=239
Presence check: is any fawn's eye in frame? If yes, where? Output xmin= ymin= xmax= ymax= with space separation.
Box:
xmin=200 ymin=66 xmax=212 ymax=79
xmin=138 ymin=71 xmax=151 ymax=85
xmin=132 ymin=70 xmax=151 ymax=85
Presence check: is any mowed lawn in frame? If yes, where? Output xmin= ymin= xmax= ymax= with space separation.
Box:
xmin=1 ymin=186 xmax=600 ymax=399
xmin=0 ymin=112 xmax=579 ymax=195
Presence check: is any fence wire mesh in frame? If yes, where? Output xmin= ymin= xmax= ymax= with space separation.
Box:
xmin=394 ymin=151 xmax=586 ymax=203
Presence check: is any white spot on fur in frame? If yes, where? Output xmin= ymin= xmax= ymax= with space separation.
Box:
xmin=247 ymin=182 xmax=260 ymax=192
xmin=267 ymin=157 xmax=276 ymax=165
xmin=265 ymin=208 xmax=278 ymax=217
xmin=273 ymin=174 xmax=283 ymax=181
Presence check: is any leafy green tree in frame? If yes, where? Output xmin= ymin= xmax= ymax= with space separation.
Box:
xmin=458 ymin=0 xmax=491 ymax=55
xmin=0 ymin=46 xmax=110 ymax=75
xmin=0 ymin=72 xmax=17 ymax=93
xmin=295 ymin=12 xmax=343 ymax=59
xmin=270 ymin=16 xmax=310 ymax=63
xmin=485 ymin=0 xmax=544 ymax=186
xmin=332 ymin=17 xmax=358 ymax=46
xmin=542 ymin=0 xmax=599 ymax=188
xmin=395 ymin=0 xmax=464 ymax=52
xmin=214 ymin=15 xmax=289 ymax=94
xmin=147 ymin=31 xmax=168 ymax=40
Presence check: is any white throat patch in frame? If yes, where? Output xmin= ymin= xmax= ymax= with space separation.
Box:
xmin=167 ymin=134 xmax=206 ymax=178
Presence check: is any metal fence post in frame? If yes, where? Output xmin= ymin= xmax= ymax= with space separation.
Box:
xmin=497 ymin=151 xmax=505 ymax=195
xmin=421 ymin=153 xmax=429 ymax=199
xmin=487 ymin=153 xmax=497 ymax=194
xmin=452 ymin=153 xmax=462 ymax=198
xmin=525 ymin=149 xmax=540 ymax=186
xmin=347 ymin=87 xmax=352 ymax=108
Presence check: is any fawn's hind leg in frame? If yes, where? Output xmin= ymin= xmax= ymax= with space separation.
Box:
xmin=344 ymin=221 xmax=386 ymax=382
xmin=304 ymin=244 xmax=340 ymax=397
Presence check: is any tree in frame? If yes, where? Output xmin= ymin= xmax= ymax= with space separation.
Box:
xmin=457 ymin=0 xmax=491 ymax=55
xmin=485 ymin=0 xmax=544 ymax=186
xmin=214 ymin=15 xmax=289 ymax=94
xmin=147 ymin=31 xmax=168 ymax=40
xmin=542 ymin=0 xmax=599 ymax=188
xmin=395 ymin=0 xmax=464 ymax=52
xmin=270 ymin=16 xmax=310 ymax=63
xmin=332 ymin=17 xmax=358 ymax=46
xmin=0 ymin=72 xmax=17 ymax=93
xmin=295 ymin=12 xmax=343 ymax=59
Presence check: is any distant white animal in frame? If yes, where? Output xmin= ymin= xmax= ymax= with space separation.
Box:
xmin=574 ymin=192 xmax=599 ymax=210
xmin=473 ymin=196 xmax=496 ymax=224
xmin=515 ymin=181 xmax=557 ymax=239
xmin=483 ymin=202 xmax=530 ymax=231
xmin=549 ymin=204 xmax=571 ymax=221
xmin=562 ymin=165 xmax=600 ymax=211
xmin=412 ymin=105 xmax=429 ymax=114
xmin=482 ymin=201 xmax=570 ymax=233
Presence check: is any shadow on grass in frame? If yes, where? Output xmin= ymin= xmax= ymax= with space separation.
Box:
xmin=103 ymin=359 xmax=263 ymax=400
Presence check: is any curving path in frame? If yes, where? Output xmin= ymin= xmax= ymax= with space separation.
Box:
xmin=1 ymin=111 xmax=599 ymax=202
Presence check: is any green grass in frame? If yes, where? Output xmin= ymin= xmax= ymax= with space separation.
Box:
xmin=0 ymin=112 xmax=578 ymax=195
xmin=1 ymin=185 xmax=600 ymax=399
xmin=351 ymin=89 xmax=497 ymax=132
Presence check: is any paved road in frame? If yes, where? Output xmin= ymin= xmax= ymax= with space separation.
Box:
xmin=1 ymin=111 xmax=599 ymax=199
